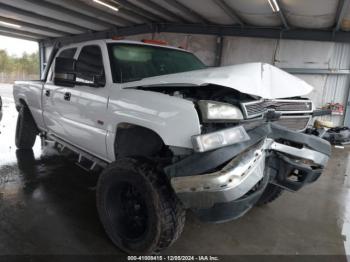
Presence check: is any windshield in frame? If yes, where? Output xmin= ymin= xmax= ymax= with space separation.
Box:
xmin=108 ymin=43 xmax=206 ymax=83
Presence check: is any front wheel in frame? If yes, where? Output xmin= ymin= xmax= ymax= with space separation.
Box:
xmin=257 ymin=184 xmax=284 ymax=206
xmin=96 ymin=158 xmax=186 ymax=254
xmin=15 ymin=106 xmax=38 ymax=149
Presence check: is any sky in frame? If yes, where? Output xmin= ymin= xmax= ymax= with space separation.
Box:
xmin=0 ymin=35 xmax=38 ymax=57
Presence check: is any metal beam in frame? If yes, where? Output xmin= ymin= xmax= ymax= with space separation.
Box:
xmin=275 ymin=0 xmax=289 ymax=30
xmin=46 ymin=0 xmax=135 ymax=26
xmin=0 ymin=26 xmax=48 ymax=40
xmin=212 ymin=0 xmax=244 ymax=26
xmin=215 ymin=36 xmax=224 ymax=66
xmin=41 ymin=24 xmax=155 ymax=47
xmin=0 ymin=3 xmax=88 ymax=33
xmin=0 ymin=16 xmax=68 ymax=37
xmin=114 ymin=8 xmax=153 ymax=23
xmin=162 ymin=0 xmax=210 ymax=24
xmin=135 ymin=0 xmax=190 ymax=23
xmin=24 ymin=0 xmax=116 ymax=29
xmin=40 ymin=23 xmax=350 ymax=48
xmin=111 ymin=0 xmax=166 ymax=22
xmin=155 ymin=23 xmax=350 ymax=42
xmin=334 ymin=0 xmax=350 ymax=31
xmin=39 ymin=42 xmax=45 ymax=76
xmin=0 ymin=30 xmax=38 ymax=41
xmin=282 ymin=68 xmax=350 ymax=75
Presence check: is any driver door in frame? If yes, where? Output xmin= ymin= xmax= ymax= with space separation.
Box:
xmin=57 ymin=44 xmax=110 ymax=160
xmin=43 ymin=47 xmax=77 ymax=141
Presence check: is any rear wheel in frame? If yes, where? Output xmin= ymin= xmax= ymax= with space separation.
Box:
xmin=15 ymin=106 xmax=38 ymax=149
xmin=97 ymin=158 xmax=185 ymax=254
xmin=257 ymin=184 xmax=284 ymax=205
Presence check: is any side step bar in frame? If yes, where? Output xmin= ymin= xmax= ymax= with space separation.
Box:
xmin=44 ymin=134 xmax=109 ymax=171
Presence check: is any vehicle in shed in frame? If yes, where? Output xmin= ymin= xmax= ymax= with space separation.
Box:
xmin=13 ymin=39 xmax=331 ymax=254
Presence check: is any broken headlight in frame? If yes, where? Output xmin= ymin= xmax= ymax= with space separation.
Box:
xmin=197 ymin=100 xmax=244 ymax=122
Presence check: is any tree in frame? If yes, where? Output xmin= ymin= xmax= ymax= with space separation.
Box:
xmin=0 ymin=49 xmax=39 ymax=75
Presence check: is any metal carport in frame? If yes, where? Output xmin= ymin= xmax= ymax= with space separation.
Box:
xmin=1 ymin=0 xmax=350 ymax=47
xmin=0 ymin=1 xmax=350 ymax=257
xmin=1 ymin=0 xmax=350 ymax=125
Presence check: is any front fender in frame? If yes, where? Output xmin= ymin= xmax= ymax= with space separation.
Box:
xmin=106 ymin=89 xmax=201 ymax=160
xmin=13 ymin=81 xmax=45 ymax=130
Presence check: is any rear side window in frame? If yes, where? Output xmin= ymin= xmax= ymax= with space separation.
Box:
xmin=76 ymin=45 xmax=105 ymax=85
xmin=58 ymin=48 xmax=77 ymax=58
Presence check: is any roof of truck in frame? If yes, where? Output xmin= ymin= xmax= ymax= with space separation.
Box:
xmin=105 ymin=39 xmax=190 ymax=52
xmin=60 ymin=39 xmax=191 ymax=53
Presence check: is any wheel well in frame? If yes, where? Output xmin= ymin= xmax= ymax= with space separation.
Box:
xmin=16 ymin=99 xmax=39 ymax=133
xmin=17 ymin=98 xmax=29 ymax=111
xmin=114 ymin=123 xmax=169 ymax=159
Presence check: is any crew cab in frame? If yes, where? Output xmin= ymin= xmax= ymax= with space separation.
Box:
xmin=13 ymin=39 xmax=331 ymax=254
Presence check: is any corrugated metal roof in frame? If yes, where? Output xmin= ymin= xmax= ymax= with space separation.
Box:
xmin=225 ymin=0 xmax=282 ymax=26
xmin=0 ymin=0 xmax=348 ymax=42
xmin=281 ymin=0 xmax=339 ymax=29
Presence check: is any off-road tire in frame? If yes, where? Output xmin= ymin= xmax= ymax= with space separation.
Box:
xmin=15 ymin=106 xmax=38 ymax=149
xmin=96 ymin=158 xmax=186 ymax=254
xmin=257 ymin=184 xmax=284 ymax=205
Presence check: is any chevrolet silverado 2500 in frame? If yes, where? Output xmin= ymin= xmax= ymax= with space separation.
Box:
xmin=13 ymin=39 xmax=331 ymax=254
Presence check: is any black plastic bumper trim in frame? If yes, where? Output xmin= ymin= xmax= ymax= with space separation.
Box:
xmin=164 ymin=123 xmax=331 ymax=178
xmin=267 ymin=153 xmax=322 ymax=191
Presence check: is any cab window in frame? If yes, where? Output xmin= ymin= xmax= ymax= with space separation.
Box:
xmin=58 ymin=48 xmax=77 ymax=58
xmin=49 ymin=47 xmax=77 ymax=81
xmin=76 ymin=45 xmax=105 ymax=86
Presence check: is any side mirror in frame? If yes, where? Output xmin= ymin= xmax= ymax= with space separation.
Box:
xmin=54 ymin=57 xmax=76 ymax=87
xmin=92 ymin=74 xmax=106 ymax=88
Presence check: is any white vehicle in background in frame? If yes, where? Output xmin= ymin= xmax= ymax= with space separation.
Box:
xmin=13 ymin=39 xmax=331 ymax=254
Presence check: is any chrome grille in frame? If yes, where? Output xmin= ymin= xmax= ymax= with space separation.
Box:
xmin=242 ymin=99 xmax=313 ymax=118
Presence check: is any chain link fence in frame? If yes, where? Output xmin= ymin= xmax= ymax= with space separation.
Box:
xmin=0 ymin=72 xmax=39 ymax=83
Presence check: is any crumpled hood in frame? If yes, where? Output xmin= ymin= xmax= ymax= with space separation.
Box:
xmin=122 ymin=62 xmax=313 ymax=99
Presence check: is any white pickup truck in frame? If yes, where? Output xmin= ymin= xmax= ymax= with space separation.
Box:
xmin=13 ymin=39 xmax=331 ymax=254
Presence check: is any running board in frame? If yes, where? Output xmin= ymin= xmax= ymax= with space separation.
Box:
xmin=46 ymin=134 xmax=109 ymax=171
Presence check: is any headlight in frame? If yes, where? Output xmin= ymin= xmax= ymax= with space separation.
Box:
xmin=197 ymin=100 xmax=243 ymax=122
xmin=192 ymin=126 xmax=250 ymax=152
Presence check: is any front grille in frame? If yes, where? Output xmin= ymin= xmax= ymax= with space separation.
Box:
xmin=275 ymin=116 xmax=311 ymax=131
xmin=242 ymin=99 xmax=313 ymax=118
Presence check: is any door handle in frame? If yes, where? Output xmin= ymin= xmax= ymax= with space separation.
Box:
xmin=64 ymin=92 xmax=71 ymax=101
xmin=45 ymin=90 xmax=50 ymax=97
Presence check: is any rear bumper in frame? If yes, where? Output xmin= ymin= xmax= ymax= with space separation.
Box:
xmin=165 ymin=123 xmax=331 ymax=223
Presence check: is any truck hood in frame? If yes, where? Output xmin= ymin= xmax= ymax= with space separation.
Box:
xmin=122 ymin=62 xmax=313 ymax=99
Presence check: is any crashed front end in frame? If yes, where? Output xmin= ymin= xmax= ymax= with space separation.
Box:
xmin=165 ymin=98 xmax=331 ymax=223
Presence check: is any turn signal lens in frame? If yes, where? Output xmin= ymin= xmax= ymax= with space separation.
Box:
xmin=192 ymin=126 xmax=250 ymax=152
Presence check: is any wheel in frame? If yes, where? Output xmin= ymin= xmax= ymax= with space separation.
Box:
xmin=15 ymin=105 xmax=38 ymax=149
xmin=96 ymin=158 xmax=186 ymax=254
xmin=16 ymin=149 xmax=36 ymax=173
xmin=257 ymin=184 xmax=284 ymax=206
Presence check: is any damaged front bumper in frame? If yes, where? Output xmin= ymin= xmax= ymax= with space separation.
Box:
xmin=165 ymin=123 xmax=331 ymax=223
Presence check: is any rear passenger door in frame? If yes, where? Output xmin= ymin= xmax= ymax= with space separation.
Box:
xmin=58 ymin=44 xmax=110 ymax=160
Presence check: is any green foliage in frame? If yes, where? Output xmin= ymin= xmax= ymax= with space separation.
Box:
xmin=0 ymin=49 xmax=39 ymax=75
